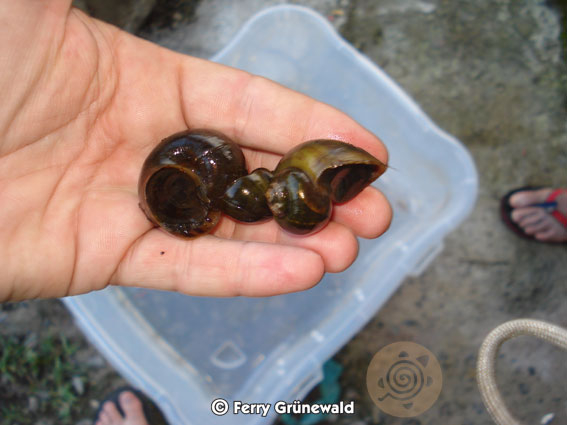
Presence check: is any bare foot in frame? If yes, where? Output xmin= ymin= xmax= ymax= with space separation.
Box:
xmin=95 ymin=391 xmax=150 ymax=425
xmin=509 ymin=188 xmax=567 ymax=243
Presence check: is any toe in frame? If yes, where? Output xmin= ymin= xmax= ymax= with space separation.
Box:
xmin=522 ymin=212 xmax=553 ymax=235
xmin=523 ymin=222 xmax=546 ymax=236
xmin=509 ymin=188 xmax=552 ymax=208
xmin=97 ymin=410 xmax=111 ymax=425
xmin=510 ymin=206 xmax=540 ymax=225
xmin=535 ymin=225 xmax=555 ymax=241
xmin=534 ymin=219 xmax=567 ymax=243
xmin=103 ymin=400 xmax=123 ymax=421
xmin=514 ymin=208 xmax=546 ymax=228
xmin=119 ymin=391 xmax=149 ymax=425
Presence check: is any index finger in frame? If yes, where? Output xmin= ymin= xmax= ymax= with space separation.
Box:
xmin=176 ymin=55 xmax=388 ymax=163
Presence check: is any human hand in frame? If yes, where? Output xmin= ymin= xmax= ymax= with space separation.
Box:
xmin=0 ymin=0 xmax=391 ymax=301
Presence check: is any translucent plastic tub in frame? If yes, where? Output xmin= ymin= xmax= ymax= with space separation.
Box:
xmin=63 ymin=5 xmax=477 ymax=424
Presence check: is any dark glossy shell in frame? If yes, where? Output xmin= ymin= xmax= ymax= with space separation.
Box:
xmin=221 ymin=168 xmax=274 ymax=222
xmin=138 ymin=131 xmax=387 ymax=238
xmin=138 ymin=130 xmax=247 ymax=238
xmin=274 ymin=139 xmax=387 ymax=203
xmin=266 ymin=168 xmax=331 ymax=234
xmin=266 ymin=139 xmax=386 ymax=235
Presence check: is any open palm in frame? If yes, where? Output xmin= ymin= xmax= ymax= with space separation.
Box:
xmin=0 ymin=1 xmax=391 ymax=302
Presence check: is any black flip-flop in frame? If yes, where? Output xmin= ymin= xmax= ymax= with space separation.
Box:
xmin=500 ymin=186 xmax=567 ymax=242
xmin=93 ymin=386 xmax=169 ymax=425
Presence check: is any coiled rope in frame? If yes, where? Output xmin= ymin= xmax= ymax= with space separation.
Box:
xmin=476 ymin=319 xmax=567 ymax=425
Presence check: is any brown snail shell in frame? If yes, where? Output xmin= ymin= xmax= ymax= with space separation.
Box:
xmin=266 ymin=167 xmax=332 ymax=234
xmin=138 ymin=129 xmax=247 ymax=238
xmin=138 ymin=131 xmax=386 ymax=238
xmin=221 ymin=168 xmax=274 ymax=222
xmin=266 ymin=139 xmax=387 ymax=234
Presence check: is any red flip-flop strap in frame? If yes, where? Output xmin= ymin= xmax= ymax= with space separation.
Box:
xmin=552 ymin=210 xmax=567 ymax=227
xmin=546 ymin=188 xmax=567 ymax=202
xmin=547 ymin=189 xmax=567 ymax=227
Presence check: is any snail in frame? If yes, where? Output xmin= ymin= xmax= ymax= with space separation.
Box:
xmin=138 ymin=130 xmax=248 ymax=238
xmin=266 ymin=139 xmax=386 ymax=234
xmin=138 ymin=130 xmax=386 ymax=238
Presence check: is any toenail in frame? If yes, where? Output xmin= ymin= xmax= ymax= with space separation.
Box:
xmin=509 ymin=193 xmax=527 ymax=207
xmin=121 ymin=391 xmax=136 ymax=405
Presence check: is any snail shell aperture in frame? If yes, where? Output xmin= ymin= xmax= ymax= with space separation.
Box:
xmin=138 ymin=130 xmax=387 ymax=238
xmin=266 ymin=139 xmax=386 ymax=234
xmin=138 ymin=130 xmax=247 ymax=238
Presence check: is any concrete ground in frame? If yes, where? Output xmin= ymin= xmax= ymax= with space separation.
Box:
xmin=1 ymin=1 xmax=566 ymax=424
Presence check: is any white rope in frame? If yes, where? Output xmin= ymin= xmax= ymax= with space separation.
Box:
xmin=476 ymin=319 xmax=567 ymax=425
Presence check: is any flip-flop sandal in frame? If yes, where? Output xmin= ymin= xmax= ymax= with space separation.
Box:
xmin=500 ymin=186 xmax=567 ymax=242
xmin=93 ymin=386 xmax=169 ymax=425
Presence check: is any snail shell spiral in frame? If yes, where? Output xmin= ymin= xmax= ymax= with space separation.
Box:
xmin=138 ymin=129 xmax=247 ymax=238
xmin=138 ymin=130 xmax=386 ymax=238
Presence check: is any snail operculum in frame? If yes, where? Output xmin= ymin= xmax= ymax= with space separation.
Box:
xmin=138 ymin=129 xmax=247 ymax=238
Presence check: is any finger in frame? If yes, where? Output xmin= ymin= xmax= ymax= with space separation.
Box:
xmin=213 ymin=218 xmax=359 ymax=273
xmin=277 ymin=221 xmax=359 ymax=273
xmin=176 ymin=56 xmax=388 ymax=163
xmin=240 ymin=147 xmax=281 ymax=171
xmin=332 ymin=187 xmax=392 ymax=239
xmin=111 ymin=230 xmax=325 ymax=297
xmin=218 ymin=188 xmax=391 ymax=245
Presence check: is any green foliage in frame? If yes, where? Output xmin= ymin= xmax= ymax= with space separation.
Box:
xmin=0 ymin=333 xmax=87 ymax=425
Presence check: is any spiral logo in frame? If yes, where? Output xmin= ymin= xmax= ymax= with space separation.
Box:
xmin=211 ymin=398 xmax=229 ymax=416
xmin=381 ymin=359 xmax=424 ymax=401
xmin=366 ymin=342 xmax=442 ymax=417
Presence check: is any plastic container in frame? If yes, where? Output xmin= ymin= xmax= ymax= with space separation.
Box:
xmin=63 ymin=5 xmax=477 ymax=424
